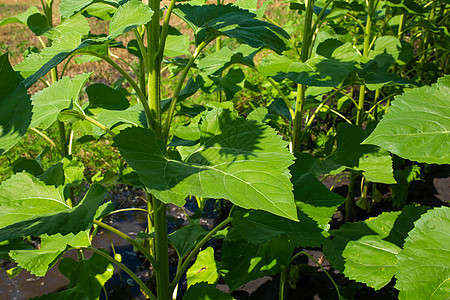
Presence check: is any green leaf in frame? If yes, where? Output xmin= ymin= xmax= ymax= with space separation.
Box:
xmin=259 ymin=54 xmax=354 ymax=87
xmin=59 ymin=249 xmax=114 ymax=299
xmin=97 ymin=103 xmax=147 ymax=129
xmin=0 ymin=180 xmax=106 ymax=242
xmin=9 ymin=232 xmax=89 ymax=277
xmin=60 ymin=0 xmax=118 ymax=19
xmin=186 ymin=247 xmax=219 ymax=287
xmin=220 ymin=229 xmax=294 ymax=291
xmin=86 ymin=83 xmax=130 ymax=110
xmin=114 ymin=108 xmax=297 ymax=220
xmin=44 ymin=14 xmax=91 ymax=39
xmin=363 ymin=76 xmax=450 ymax=164
xmin=324 ymin=206 xmax=429 ymax=289
xmin=168 ymin=224 xmax=207 ymax=258
xmin=198 ymin=45 xmax=256 ymax=77
xmin=30 ymin=286 xmax=89 ymax=300
xmin=173 ymin=4 xmax=289 ymax=54
xmin=183 ymin=282 xmax=235 ymax=300
xmin=0 ymin=7 xmax=41 ymax=27
xmin=343 ymin=235 xmax=401 ymax=290
xmin=395 ymin=206 xmax=450 ymax=300
xmin=108 ymin=0 xmax=154 ymax=39
xmin=164 ymin=34 xmax=190 ymax=57
xmin=358 ymin=55 xmax=408 ymax=90
xmin=326 ymin=124 xmax=396 ymax=184
xmin=234 ymin=0 xmax=274 ymax=19
xmin=0 ymin=238 xmax=34 ymax=260
xmin=0 ymin=53 xmax=32 ymax=156
xmin=31 ymin=73 xmax=91 ymax=129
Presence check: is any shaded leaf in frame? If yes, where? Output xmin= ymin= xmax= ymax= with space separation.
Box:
xmin=363 ymin=76 xmax=450 ymax=164
xmin=0 ymin=7 xmax=41 ymax=27
xmin=86 ymin=83 xmax=130 ymax=110
xmin=221 ymin=229 xmax=294 ymax=291
xmin=183 ymin=282 xmax=234 ymax=300
xmin=59 ymin=249 xmax=114 ymax=299
xmin=173 ymin=4 xmax=289 ymax=54
xmin=168 ymin=224 xmax=207 ymax=258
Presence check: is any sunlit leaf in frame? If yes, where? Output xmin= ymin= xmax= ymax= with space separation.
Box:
xmin=108 ymin=0 xmax=153 ymax=39
xmin=186 ymin=247 xmax=219 ymax=287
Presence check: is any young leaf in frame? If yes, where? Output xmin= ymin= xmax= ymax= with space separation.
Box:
xmin=31 ymin=73 xmax=91 ymax=129
xmin=183 ymin=282 xmax=234 ymax=300
xmin=0 ymin=180 xmax=106 ymax=242
xmin=363 ymin=75 xmax=450 ymax=164
xmin=168 ymin=224 xmax=207 ymax=258
xmin=108 ymin=0 xmax=154 ymax=39
xmin=59 ymin=249 xmax=114 ymax=299
xmin=220 ymin=229 xmax=294 ymax=291
xmin=0 ymin=53 xmax=32 ymax=156
xmin=114 ymin=108 xmax=297 ymax=220
xmin=186 ymin=247 xmax=219 ymax=287
xmin=173 ymin=4 xmax=290 ymax=54
xmin=395 ymin=206 xmax=450 ymax=299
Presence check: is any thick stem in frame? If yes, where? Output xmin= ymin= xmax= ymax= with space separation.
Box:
xmin=153 ymin=197 xmax=170 ymax=300
xmin=279 ymin=265 xmax=290 ymax=300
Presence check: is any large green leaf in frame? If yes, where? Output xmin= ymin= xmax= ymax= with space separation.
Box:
xmin=30 ymin=286 xmax=88 ymax=300
xmin=60 ymin=0 xmax=118 ymax=19
xmin=9 ymin=232 xmax=90 ymax=277
xmin=324 ymin=206 xmax=429 ymax=290
xmin=108 ymin=0 xmax=153 ymax=39
xmin=173 ymin=4 xmax=289 ymax=54
xmin=59 ymin=249 xmax=114 ymax=299
xmin=220 ymin=229 xmax=294 ymax=291
xmin=234 ymin=0 xmax=273 ymax=19
xmin=198 ymin=45 xmax=256 ymax=77
xmin=259 ymin=54 xmax=354 ymax=87
xmin=0 ymin=7 xmax=40 ymax=27
xmin=395 ymin=206 xmax=450 ymax=300
xmin=97 ymin=103 xmax=147 ymax=128
xmin=168 ymin=224 xmax=207 ymax=258
xmin=0 ymin=179 xmax=106 ymax=242
xmin=31 ymin=73 xmax=91 ymax=129
xmin=0 ymin=53 xmax=32 ymax=155
xmin=183 ymin=283 xmax=235 ymax=300
xmin=115 ymin=108 xmax=297 ymax=220
xmin=0 ymin=172 xmax=67 ymax=227
xmin=186 ymin=247 xmax=219 ymax=287
xmin=363 ymin=75 xmax=450 ymax=164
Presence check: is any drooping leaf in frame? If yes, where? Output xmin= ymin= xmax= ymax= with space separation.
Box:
xmin=59 ymin=249 xmax=114 ymax=299
xmin=114 ymin=108 xmax=297 ymax=220
xmin=183 ymin=282 xmax=235 ymax=300
xmin=324 ymin=206 xmax=429 ymax=290
xmin=0 ymin=181 xmax=106 ymax=242
xmin=395 ymin=206 xmax=450 ymax=300
xmin=358 ymin=55 xmax=408 ymax=90
xmin=108 ymin=0 xmax=154 ymax=39
xmin=186 ymin=247 xmax=219 ymax=287
xmin=168 ymin=224 xmax=207 ymax=258
xmin=0 ymin=7 xmax=41 ymax=27
xmin=260 ymin=54 xmax=354 ymax=87
xmin=97 ymin=103 xmax=147 ymax=129
xmin=0 ymin=53 xmax=32 ymax=155
xmin=30 ymin=73 xmax=91 ymax=129
xmin=60 ymin=0 xmax=118 ymax=19
xmin=363 ymin=75 xmax=450 ymax=164
xmin=86 ymin=83 xmax=130 ymax=110
xmin=220 ymin=229 xmax=294 ymax=291
xmin=9 ymin=232 xmax=90 ymax=277
xmin=173 ymin=4 xmax=290 ymax=54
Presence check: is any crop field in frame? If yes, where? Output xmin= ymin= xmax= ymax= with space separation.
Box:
xmin=0 ymin=0 xmax=448 ymax=299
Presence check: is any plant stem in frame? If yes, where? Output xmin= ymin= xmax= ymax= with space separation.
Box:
xmin=83 ymin=115 xmax=117 ymax=137
xmin=279 ymin=264 xmax=290 ymax=300
xmin=29 ymin=127 xmax=59 ymax=151
xmin=162 ymin=41 xmax=208 ymax=142
xmin=169 ymin=216 xmax=232 ymax=295
xmin=153 ymin=196 xmax=170 ymax=300
xmin=84 ymin=247 xmax=157 ymax=300
xmin=104 ymin=208 xmax=149 ymax=218
xmin=93 ymin=220 xmax=158 ymax=269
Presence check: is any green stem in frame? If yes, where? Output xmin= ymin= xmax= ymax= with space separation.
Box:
xmin=104 ymin=208 xmax=148 ymax=217
xmin=93 ymin=220 xmax=158 ymax=269
xmin=279 ymin=265 xmax=290 ymax=300
xmin=84 ymin=247 xmax=156 ymax=300
xmin=153 ymin=197 xmax=170 ymax=300
xmin=29 ymin=127 xmax=59 ymax=152
xmin=134 ymin=28 xmax=149 ymax=72
xmin=169 ymin=216 xmax=232 ymax=295
xmin=83 ymin=115 xmax=117 ymax=137
xmin=162 ymin=41 xmax=208 ymax=142
xmin=158 ymin=0 xmax=177 ymax=63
